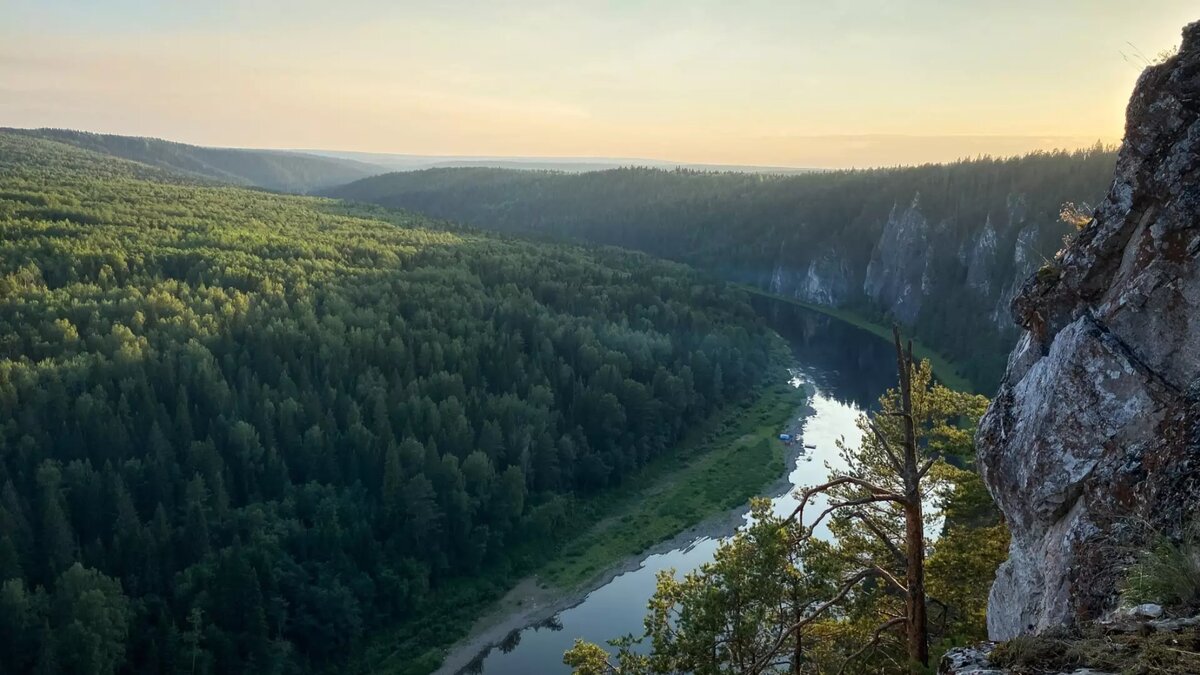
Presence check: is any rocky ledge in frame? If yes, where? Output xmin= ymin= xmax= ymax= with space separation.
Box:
xmin=940 ymin=609 xmax=1200 ymax=674
xmin=941 ymin=644 xmax=1114 ymax=675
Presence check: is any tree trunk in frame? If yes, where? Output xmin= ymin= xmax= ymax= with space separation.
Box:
xmin=893 ymin=329 xmax=929 ymax=673
xmin=792 ymin=578 xmax=804 ymax=673
xmin=904 ymin=487 xmax=928 ymax=672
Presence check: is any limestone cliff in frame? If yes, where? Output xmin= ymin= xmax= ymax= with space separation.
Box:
xmin=978 ymin=20 xmax=1200 ymax=641
xmin=864 ymin=194 xmax=932 ymax=324
xmin=768 ymin=249 xmax=856 ymax=306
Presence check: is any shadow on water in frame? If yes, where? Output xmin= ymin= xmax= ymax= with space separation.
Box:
xmin=749 ymin=295 xmax=896 ymax=410
xmin=499 ymin=630 xmax=522 ymax=654
xmin=495 ymin=616 xmax=562 ymax=658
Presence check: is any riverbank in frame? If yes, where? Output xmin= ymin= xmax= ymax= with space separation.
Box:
xmin=433 ymin=367 xmax=815 ymax=675
xmin=739 ymin=285 xmax=974 ymax=393
xmin=540 ymin=370 xmax=803 ymax=589
xmin=354 ymin=341 xmax=806 ymax=675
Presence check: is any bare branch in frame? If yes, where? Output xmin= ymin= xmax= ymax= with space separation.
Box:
xmin=904 ymin=337 xmax=915 ymax=383
xmin=809 ymin=495 xmax=906 ymax=537
xmin=784 ymin=477 xmax=906 ymax=531
xmin=917 ymin=457 xmax=936 ymax=479
xmin=861 ymin=501 xmax=898 ymax=518
xmin=850 ymin=511 xmax=906 ymax=567
xmin=868 ymin=563 xmax=908 ymax=596
xmin=831 ymin=549 xmax=907 ymax=596
xmin=926 ymin=596 xmax=952 ymax=637
xmin=892 ymin=325 xmax=909 ymax=399
xmin=867 ymin=418 xmax=904 ymax=474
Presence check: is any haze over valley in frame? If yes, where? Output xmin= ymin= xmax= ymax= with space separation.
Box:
xmin=2 ymin=4 xmax=1199 ymax=675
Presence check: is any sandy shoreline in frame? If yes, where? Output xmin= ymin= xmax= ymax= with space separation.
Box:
xmin=434 ymin=393 xmax=817 ymax=675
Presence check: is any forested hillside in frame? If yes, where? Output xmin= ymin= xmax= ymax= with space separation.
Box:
xmin=329 ymin=148 xmax=1117 ymax=390
xmin=0 ymin=131 xmax=772 ymax=673
xmin=3 ymin=128 xmax=384 ymax=193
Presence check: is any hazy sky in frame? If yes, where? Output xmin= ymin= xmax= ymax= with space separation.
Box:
xmin=1 ymin=1 xmax=1194 ymax=167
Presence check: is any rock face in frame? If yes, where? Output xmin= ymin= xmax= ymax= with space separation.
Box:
xmin=768 ymin=251 xmax=855 ymax=306
xmin=767 ymin=194 xmax=1065 ymax=361
xmin=978 ymin=21 xmax=1200 ymax=640
xmin=864 ymin=194 xmax=931 ymax=324
xmin=966 ymin=215 xmax=1000 ymax=296
xmin=991 ymin=223 xmax=1040 ymax=330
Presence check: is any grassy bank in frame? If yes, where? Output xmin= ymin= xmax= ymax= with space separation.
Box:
xmin=741 ymin=285 xmax=975 ymax=393
xmin=540 ymin=354 xmax=802 ymax=588
xmin=353 ymin=340 xmax=805 ymax=674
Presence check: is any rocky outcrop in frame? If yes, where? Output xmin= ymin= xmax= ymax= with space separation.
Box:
xmin=939 ymin=642 xmax=1115 ymax=675
xmin=967 ymin=216 xmax=1000 ymax=295
xmin=991 ymin=223 xmax=1040 ymax=330
xmin=769 ymin=251 xmax=855 ymax=306
xmin=865 ymin=191 xmax=1042 ymax=336
xmin=864 ymin=194 xmax=930 ymax=324
xmin=977 ymin=21 xmax=1200 ymax=641
xmin=939 ymin=643 xmax=1005 ymax=675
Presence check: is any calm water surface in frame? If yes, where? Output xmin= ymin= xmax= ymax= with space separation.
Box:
xmin=458 ymin=299 xmax=896 ymax=674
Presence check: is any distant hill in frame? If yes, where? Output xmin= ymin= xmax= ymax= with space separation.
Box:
xmin=3 ymin=128 xmax=385 ymax=193
xmin=299 ymin=149 xmax=820 ymax=174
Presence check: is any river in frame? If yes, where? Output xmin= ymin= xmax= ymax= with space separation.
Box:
xmin=445 ymin=298 xmax=899 ymax=674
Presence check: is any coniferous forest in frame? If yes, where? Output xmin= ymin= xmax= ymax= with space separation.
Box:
xmin=328 ymin=148 xmax=1118 ymax=390
xmin=0 ymin=132 xmax=773 ymax=674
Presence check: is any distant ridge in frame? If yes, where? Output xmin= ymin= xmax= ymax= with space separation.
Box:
xmin=1 ymin=128 xmax=819 ymax=192
xmin=3 ymin=128 xmax=387 ymax=193
xmin=297 ymin=148 xmax=822 ymax=175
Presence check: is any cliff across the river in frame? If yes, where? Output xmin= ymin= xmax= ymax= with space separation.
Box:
xmin=327 ymin=141 xmax=1118 ymax=393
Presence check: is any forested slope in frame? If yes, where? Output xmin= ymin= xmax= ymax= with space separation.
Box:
xmin=0 ymin=131 xmax=772 ymax=673
xmin=3 ymin=128 xmax=384 ymax=193
xmin=329 ymin=149 xmax=1117 ymax=390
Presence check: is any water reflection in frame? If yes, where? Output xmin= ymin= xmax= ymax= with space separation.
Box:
xmin=448 ymin=299 xmax=897 ymax=674
xmin=750 ymin=296 xmax=895 ymax=411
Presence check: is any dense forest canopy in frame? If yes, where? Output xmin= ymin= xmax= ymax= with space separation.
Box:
xmin=3 ymin=128 xmax=385 ymax=194
xmin=328 ymin=148 xmax=1118 ymax=390
xmin=0 ymin=131 xmax=773 ymax=673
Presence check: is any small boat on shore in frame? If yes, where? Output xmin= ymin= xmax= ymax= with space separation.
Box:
xmin=804 ymin=443 xmax=816 ymax=450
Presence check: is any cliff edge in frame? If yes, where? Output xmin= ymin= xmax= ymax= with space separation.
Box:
xmin=977 ymin=20 xmax=1200 ymax=640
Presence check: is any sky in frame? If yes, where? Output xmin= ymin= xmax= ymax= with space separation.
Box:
xmin=1 ymin=1 xmax=1195 ymax=168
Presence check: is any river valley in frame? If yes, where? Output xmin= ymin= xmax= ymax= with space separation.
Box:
xmin=439 ymin=299 xmax=900 ymax=674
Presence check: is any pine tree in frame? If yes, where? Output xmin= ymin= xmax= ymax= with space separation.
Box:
xmin=36 ymin=462 xmax=76 ymax=581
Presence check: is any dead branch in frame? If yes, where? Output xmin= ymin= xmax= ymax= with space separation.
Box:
xmin=917 ymin=457 xmax=936 ymax=479
xmin=867 ymin=563 xmax=908 ymax=596
xmin=867 ymin=418 xmax=904 ymax=475
xmin=785 ymin=477 xmax=906 ymax=528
